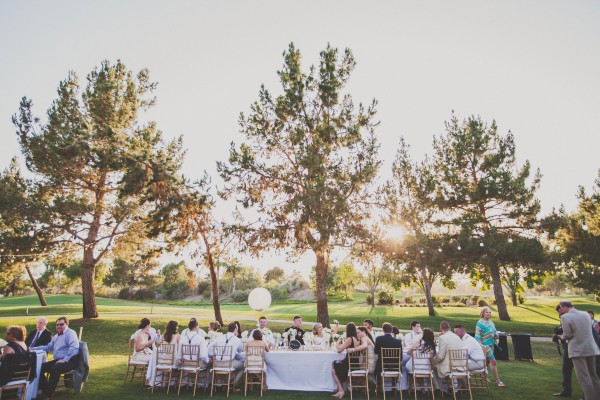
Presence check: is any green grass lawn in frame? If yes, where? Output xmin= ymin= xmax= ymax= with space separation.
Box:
xmin=0 ymin=294 xmax=596 ymax=399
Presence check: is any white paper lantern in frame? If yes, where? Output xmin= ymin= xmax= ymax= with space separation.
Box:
xmin=248 ymin=287 xmax=272 ymax=311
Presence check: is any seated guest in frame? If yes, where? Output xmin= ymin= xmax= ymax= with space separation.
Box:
xmin=453 ymin=324 xmax=486 ymax=371
xmin=180 ymin=318 xmax=209 ymax=368
xmin=356 ymin=326 xmax=376 ymax=374
xmin=131 ymin=317 xmax=159 ymax=340
xmin=180 ymin=317 xmax=207 ymax=338
xmin=403 ymin=320 xmax=423 ymax=349
xmin=392 ymin=326 xmax=401 ymax=338
xmin=208 ymin=322 xmax=245 ymax=386
xmin=233 ymin=321 xmax=243 ymax=339
xmin=132 ymin=318 xmax=157 ymax=363
xmin=332 ymin=322 xmax=360 ymax=398
xmin=284 ymin=316 xmax=305 ymax=344
xmin=312 ymin=323 xmax=327 ymax=348
xmin=363 ymin=319 xmax=375 ymax=336
xmin=405 ymin=328 xmax=436 ymax=374
xmin=251 ymin=316 xmax=275 ymax=348
xmin=374 ymin=322 xmax=402 ymax=376
xmin=26 ymin=317 xmax=52 ymax=348
xmin=32 ymin=316 xmax=80 ymax=400
xmin=246 ymin=329 xmax=270 ymax=353
xmin=0 ymin=326 xmax=27 ymax=360
xmin=162 ymin=320 xmax=181 ymax=346
xmin=208 ymin=321 xmax=221 ymax=333
xmin=432 ymin=321 xmax=463 ymax=391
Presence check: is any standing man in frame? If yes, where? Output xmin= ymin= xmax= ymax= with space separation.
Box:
xmin=26 ymin=316 xmax=53 ymax=348
xmin=284 ymin=316 xmax=305 ymax=344
xmin=553 ymin=305 xmax=574 ymax=397
xmin=32 ymin=316 xmax=80 ymax=400
xmin=560 ymin=301 xmax=600 ymax=400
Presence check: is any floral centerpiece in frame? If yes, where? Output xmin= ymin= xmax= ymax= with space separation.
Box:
xmin=273 ymin=332 xmax=282 ymax=346
xmin=206 ymin=330 xmax=223 ymax=343
xmin=303 ymin=331 xmax=314 ymax=347
xmin=282 ymin=328 xmax=297 ymax=345
xmin=260 ymin=328 xmax=273 ymax=344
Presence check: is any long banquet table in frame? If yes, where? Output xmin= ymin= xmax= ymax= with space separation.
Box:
xmin=264 ymin=350 xmax=345 ymax=392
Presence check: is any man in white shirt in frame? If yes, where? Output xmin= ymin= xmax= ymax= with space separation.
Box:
xmin=251 ymin=316 xmax=275 ymax=348
xmin=454 ymin=325 xmax=486 ymax=371
xmin=208 ymin=322 xmax=245 ymax=386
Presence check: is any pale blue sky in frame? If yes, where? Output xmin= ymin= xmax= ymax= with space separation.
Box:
xmin=1 ymin=1 xmax=599 ymax=276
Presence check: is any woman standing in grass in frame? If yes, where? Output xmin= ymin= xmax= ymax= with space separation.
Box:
xmin=475 ymin=306 xmax=505 ymax=387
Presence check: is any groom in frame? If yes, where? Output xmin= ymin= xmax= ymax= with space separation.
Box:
xmin=284 ymin=315 xmax=306 ymax=344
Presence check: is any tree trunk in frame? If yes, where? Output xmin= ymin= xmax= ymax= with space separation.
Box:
xmin=25 ymin=264 xmax=48 ymax=306
xmin=490 ymin=262 xmax=510 ymax=321
xmin=315 ymin=251 xmax=330 ymax=328
xmin=370 ymin=288 xmax=376 ymax=307
xmin=510 ymin=291 xmax=518 ymax=307
xmin=82 ymin=247 xmax=98 ymax=318
xmin=421 ymin=267 xmax=435 ymax=317
xmin=202 ymin=232 xmax=223 ymax=326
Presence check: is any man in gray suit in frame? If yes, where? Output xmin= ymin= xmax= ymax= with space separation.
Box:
xmin=560 ymin=301 xmax=600 ymax=399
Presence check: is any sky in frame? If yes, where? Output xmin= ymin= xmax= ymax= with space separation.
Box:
xmin=1 ymin=1 xmax=599 ymax=279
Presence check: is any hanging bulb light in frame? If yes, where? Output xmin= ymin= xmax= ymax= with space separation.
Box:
xmin=438 ymin=247 xmax=443 ymax=253
xmin=420 ymin=249 xmax=424 ymax=254
xmin=582 ymin=217 xmax=588 ymax=231
xmin=404 ymin=250 xmax=409 ymax=255
xmin=508 ymin=236 xmax=513 ymax=243
xmin=457 ymin=244 xmax=462 ymax=251
xmin=479 ymin=241 xmax=484 ymax=247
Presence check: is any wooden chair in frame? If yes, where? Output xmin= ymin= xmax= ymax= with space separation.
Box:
xmin=348 ymin=349 xmax=369 ymax=400
xmin=443 ymin=349 xmax=471 ymax=400
xmin=409 ymin=350 xmax=435 ymax=400
xmin=210 ymin=345 xmax=235 ymax=398
xmin=178 ymin=344 xmax=202 ymax=396
xmin=124 ymin=339 xmax=149 ymax=386
xmin=0 ymin=353 xmax=31 ymax=400
xmin=468 ymin=358 xmax=489 ymax=394
xmin=376 ymin=347 xmax=402 ymax=400
xmin=152 ymin=343 xmax=176 ymax=394
xmin=244 ymin=345 xmax=266 ymax=397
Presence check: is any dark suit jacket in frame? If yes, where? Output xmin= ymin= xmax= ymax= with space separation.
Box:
xmin=374 ymin=334 xmax=402 ymax=375
xmin=25 ymin=328 xmax=52 ymax=348
xmin=284 ymin=326 xmax=305 ymax=345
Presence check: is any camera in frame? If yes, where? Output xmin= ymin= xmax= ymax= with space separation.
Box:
xmin=552 ymin=326 xmax=564 ymax=343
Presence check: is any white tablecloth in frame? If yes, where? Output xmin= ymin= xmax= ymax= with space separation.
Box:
xmin=264 ymin=350 xmax=345 ymax=392
xmin=26 ymin=350 xmax=46 ymax=400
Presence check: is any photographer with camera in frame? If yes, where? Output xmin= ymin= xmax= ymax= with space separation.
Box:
xmin=553 ymin=304 xmax=573 ymax=397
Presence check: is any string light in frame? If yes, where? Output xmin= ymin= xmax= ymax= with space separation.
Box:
xmin=457 ymin=244 xmax=462 ymax=251
xmin=420 ymin=249 xmax=424 ymax=254
xmin=438 ymin=247 xmax=443 ymax=253
xmin=508 ymin=236 xmax=513 ymax=243
xmin=479 ymin=241 xmax=484 ymax=247
xmin=582 ymin=216 xmax=588 ymax=231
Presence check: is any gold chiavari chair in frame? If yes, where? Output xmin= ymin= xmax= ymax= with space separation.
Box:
xmin=178 ymin=344 xmax=201 ymax=396
xmin=409 ymin=349 xmax=435 ymax=400
xmin=0 ymin=353 xmax=32 ymax=400
xmin=348 ymin=348 xmax=369 ymax=400
xmin=152 ymin=343 xmax=176 ymax=394
xmin=444 ymin=349 xmax=471 ymax=400
xmin=210 ymin=345 xmax=235 ymax=398
xmin=124 ymin=339 xmax=149 ymax=386
xmin=244 ymin=345 xmax=266 ymax=397
xmin=376 ymin=347 xmax=402 ymax=400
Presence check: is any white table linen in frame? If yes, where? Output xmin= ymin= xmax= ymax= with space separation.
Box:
xmin=26 ymin=350 xmax=46 ymax=400
xmin=264 ymin=350 xmax=345 ymax=392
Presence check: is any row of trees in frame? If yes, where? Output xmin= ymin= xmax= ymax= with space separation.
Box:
xmin=1 ymin=45 xmax=598 ymax=325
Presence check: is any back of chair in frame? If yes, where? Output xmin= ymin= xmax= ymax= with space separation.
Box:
xmin=412 ymin=349 xmax=433 ymax=375
xmin=449 ymin=348 xmax=468 ymax=372
xmin=212 ymin=345 xmax=233 ymax=370
xmin=156 ymin=343 xmax=176 ymax=367
xmin=348 ymin=349 xmax=368 ymax=372
xmin=245 ymin=345 xmax=265 ymax=371
xmin=380 ymin=347 xmax=401 ymax=373
xmin=0 ymin=353 xmax=31 ymax=385
xmin=181 ymin=344 xmax=201 ymax=368
xmin=127 ymin=339 xmax=135 ymax=360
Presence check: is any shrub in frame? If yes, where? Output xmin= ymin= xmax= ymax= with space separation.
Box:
xmin=460 ymin=297 xmax=469 ymax=304
xmin=477 ymin=299 xmax=488 ymax=307
xmin=118 ymin=287 xmax=133 ymax=300
xmin=451 ymin=295 xmax=462 ymax=303
xmin=230 ymin=289 xmax=251 ymax=303
xmin=269 ymin=286 xmax=289 ymax=302
xmin=133 ymin=288 xmax=155 ymax=301
xmin=197 ymin=281 xmax=211 ymax=295
xmin=595 ymin=294 xmax=600 ymax=303
xmin=404 ymin=296 xmax=414 ymax=304
xmin=441 ymin=297 xmax=451 ymax=304
xmin=366 ymin=294 xmax=374 ymax=305
xmin=518 ymin=294 xmax=526 ymax=305
xmin=471 ymin=295 xmax=480 ymax=304
xmin=431 ymin=295 xmax=439 ymax=304
xmin=418 ymin=297 xmax=427 ymax=304
xmin=378 ymin=290 xmax=395 ymax=305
